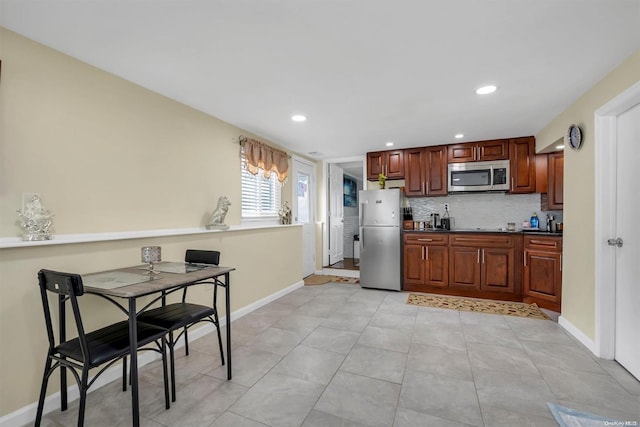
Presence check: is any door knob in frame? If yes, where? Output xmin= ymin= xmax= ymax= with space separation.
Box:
xmin=607 ymin=238 xmax=623 ymax=248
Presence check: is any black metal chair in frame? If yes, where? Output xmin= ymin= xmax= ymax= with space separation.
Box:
xmin=137 ymin=249 xmax=225 ymax=402
xmin=35 ymin=269 xmax=170 ymax=427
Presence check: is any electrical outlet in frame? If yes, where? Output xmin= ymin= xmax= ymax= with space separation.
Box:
xmin=444 ymin=203 xmax=449 ymax=211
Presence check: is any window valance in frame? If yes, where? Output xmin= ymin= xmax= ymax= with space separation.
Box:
xmin=240 ymin=137 xmax=289 ymax=183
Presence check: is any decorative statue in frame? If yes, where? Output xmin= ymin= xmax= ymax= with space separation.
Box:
xmin=279 ymin=201 xmax=292 ymax=225
xmin=207 ymin=196 xmax=231 ymax=230
xmin=16 ymin=195 xmax=54 ymax=241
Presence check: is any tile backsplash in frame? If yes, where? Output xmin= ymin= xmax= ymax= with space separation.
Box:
xmin=409 ymin=192 xmax=562 ymax=230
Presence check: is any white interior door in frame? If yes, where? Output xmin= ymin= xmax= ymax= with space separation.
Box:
xmin=329 ymin=163 xmax=344 ymax=265
xmin=614 ymin=103 xmax=640 ymax=379
xmin=292 ymin=157 xmax=316 ymax=278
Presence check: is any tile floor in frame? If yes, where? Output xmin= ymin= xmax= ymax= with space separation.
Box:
xmin=35 ymin=283 xmax=640 ymax=426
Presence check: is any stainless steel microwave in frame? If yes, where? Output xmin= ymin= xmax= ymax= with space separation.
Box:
xmin=448 ymin=160 xmax=510 ymax=192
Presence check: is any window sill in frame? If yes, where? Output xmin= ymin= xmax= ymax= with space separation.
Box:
xmin=0 ymin=223 xmax=302 ymax=249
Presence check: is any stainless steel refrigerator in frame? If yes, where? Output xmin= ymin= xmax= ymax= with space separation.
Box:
xmin=359 ymin=188 xmax=402 ymax=290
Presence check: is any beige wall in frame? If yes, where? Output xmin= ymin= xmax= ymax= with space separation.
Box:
xmin=536 ymin=49 xmax=639 ymax=340
xmin=0 ymin=28 xmax=303 ymax=416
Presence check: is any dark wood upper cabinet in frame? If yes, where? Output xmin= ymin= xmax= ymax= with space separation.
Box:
xmin=509 ymin=136 xmax=536 ymax=194
xmin=547 ymin=152 xmax=564 ymax=210
xmin=448 ymin=139 xmax=509 ymax=163
xmin=366 ymin=150 xmax=404 ymax=180
xmin=404 ymin=146 xmax=447 ymax=197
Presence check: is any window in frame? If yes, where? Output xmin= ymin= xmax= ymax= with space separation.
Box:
xmin=241 ymin=150 xmax=281 ymax=220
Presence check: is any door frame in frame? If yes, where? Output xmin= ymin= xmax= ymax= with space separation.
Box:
xmin=594 ymin=80 xmax=640 ymax=359
xmin=321 ymin=156 xmax=366 ymax=269
xmin=291 ymin=155 xmax=317 ymax=278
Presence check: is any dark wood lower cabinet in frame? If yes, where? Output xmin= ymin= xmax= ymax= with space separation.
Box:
xmin=403 ymin=232 xmax=540 ymax=304
xmin=523 ymin=236 xmax=562 ymax=312
xmin=403 ymin=234 xmax=448 ymax=292
xmin=449 ymin=246 xmax=481 ymax=289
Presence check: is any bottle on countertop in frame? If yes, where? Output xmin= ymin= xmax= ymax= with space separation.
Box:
xmin=530 ymin=212 xmax=539 ymax=229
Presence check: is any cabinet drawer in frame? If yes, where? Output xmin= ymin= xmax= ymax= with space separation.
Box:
xmin=450 ymin=234 xmax=513 ymax=248
xmin=404 ymin=233 xmax=449 ymax=245
xmin=524 ymin=236 xmax=562 ymax=251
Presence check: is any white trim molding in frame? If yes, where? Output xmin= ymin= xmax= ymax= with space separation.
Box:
xmin=593 ymin=79 xmax=640 ymax=359
xmin=559 ymin=316 xmax=596 ymax=354
xmin=0 ymin=280 xmax=304 ymax=427
xmin=0 ymin=223 xmax=301 ymax=249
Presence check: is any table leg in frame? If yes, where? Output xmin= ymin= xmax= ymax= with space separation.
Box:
xmin=128 ymin=298 xmax=140 ymax=427
xmin=225 ymin=272 xmax=232 ymax=380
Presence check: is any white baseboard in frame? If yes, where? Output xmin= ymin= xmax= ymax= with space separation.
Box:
xmin=558 ymin=315 xmax=596 ymax=355
xmin=0 ymin=279 xmax=304 ymax=427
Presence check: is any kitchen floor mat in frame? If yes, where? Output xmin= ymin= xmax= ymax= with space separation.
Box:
xmin=406 ymin=293 xmax=550 ymax=320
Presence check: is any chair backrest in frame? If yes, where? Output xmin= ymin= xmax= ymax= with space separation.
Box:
xmin=185 ymin=250 xmax=220 ymax=266
xmin=38 ymin=269 xmax=89 ymax=358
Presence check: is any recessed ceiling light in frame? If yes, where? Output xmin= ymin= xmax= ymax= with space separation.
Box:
xmin=556 ymin=144 xmax=565 ymax=150
xmin=476 ymin=85 xmax=497 ymax=95
xmin=385 ymin=142 xmax=394 ymax=147
xmin=291 ymin=115 xmax=307 ymax=122
xmin=455 ymin=133 xmax=464 ymax=139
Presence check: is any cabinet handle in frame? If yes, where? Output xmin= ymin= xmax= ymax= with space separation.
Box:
xmin=426 ymin=181 xmax=429 ymax=194
xmin=417 ymin=238 xmax=433 ymax=242
xmin=560 ymin=254 xmax=562 ymax=271
xmin=511 ymin=177 xmax=514 ymax=190
xmin=425 ymin=247 xmax=429 ymax=260
xmin=422 ymin=246 xmax=426 ymax=260
xmin=476 ymin=146 xmax=479 ymax=160
xmin=524 ymin=250 xmax=527 ymax=267
xmin=477 ymin=249 xmax=480 ymax=263
xmin=482 ymin=249 xmax=485 ymax=264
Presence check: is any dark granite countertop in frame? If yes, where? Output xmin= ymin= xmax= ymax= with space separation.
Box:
xmin=403 ymin=228 xmax=563 ymax=236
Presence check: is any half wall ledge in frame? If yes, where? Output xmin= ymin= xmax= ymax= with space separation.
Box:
xmin=0 ymin=223 xmax=302 ymax=249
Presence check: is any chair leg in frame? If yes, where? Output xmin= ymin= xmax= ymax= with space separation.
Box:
xmin=60 ymin=364 xmax=68 ymax=411
xmin=169 ymin=331 xmax=177 ymax=402
xmin=35 ymin=358 xmax=53 ymax=427
xmin=122 ymin=356 xmax=128 ymax=392
xmin=183 ymin=326 xmax=189 ymax=356
xmin=77 ymin=369 xmax=89 ymax=427
xmin=161 ymin=338 xmax=170 ymax=410
xmin=214 ymin=315 xmax=225 ymax=366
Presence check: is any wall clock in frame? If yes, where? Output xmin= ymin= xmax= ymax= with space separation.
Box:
xmin=567 ymin=124 xmax=583 ymax=150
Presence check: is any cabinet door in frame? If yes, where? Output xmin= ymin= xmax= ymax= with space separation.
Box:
xmin=403 ymin=243 xmax=425 ymax=286
xmin=367 ymin=152 xmax=384 ymax=181
xmin=478 ymin=140 xmax=509 ymax=161
xmin=425 ymin=146 xmax=448 ymax=196
xmin=481 ymin=247 xmax=515 ymax=293
xmin=386 ymin=150 xmax=405 ymax=179
xmin=509 ymin=137 xmax=536 ymax=193
xmin=449 ymin=246 xmax=481 ymax=289
xmin=448 ymin=144 xmax=476 ymax=163
xmin=548 ymin=152 xmax=564 ymax=209
xmin=524 ymin=250 xmax=562 ymax=305
xmin=404 ymin=148 xmax=425 ymax=196
xmin=425 ymin=245 xmax=448 ymax=287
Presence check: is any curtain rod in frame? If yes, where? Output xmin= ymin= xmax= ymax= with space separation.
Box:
xmin=233 ymin=135 xmax=291 ymax=159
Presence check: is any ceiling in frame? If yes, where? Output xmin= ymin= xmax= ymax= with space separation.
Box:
xmin=1 ymin=1 xmax=639 ymax=160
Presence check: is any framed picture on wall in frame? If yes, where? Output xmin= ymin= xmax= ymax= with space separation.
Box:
xmin=343 ymin=176 xmax=357 ymax=207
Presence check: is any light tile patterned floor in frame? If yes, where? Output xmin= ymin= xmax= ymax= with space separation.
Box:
xmin=35 ymin=283 xmax=640 ymax=427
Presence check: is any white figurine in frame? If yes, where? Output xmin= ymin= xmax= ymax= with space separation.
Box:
xmin=207 ymin=196 xmax=231 ymax=230
xmin=17 ymin=195 xmax=54 ymax=240
xmin=279 ymin=202 xmax=292 ymax=225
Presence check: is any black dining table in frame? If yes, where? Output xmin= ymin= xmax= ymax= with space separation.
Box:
xmin=80 ymin=262 xmax=234 ymax=427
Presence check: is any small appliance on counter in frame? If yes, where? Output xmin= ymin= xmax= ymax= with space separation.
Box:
xmin=441 ymin=205 xmax=453 ymax=230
